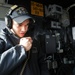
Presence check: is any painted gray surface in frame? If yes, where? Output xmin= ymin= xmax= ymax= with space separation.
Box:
xmin=0 ymin=20 xmax=6 ymax=31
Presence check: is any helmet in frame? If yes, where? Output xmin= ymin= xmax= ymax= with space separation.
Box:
xmin=5 ymin=5 xmax=35 ymax=29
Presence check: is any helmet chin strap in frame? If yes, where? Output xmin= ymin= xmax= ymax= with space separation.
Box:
xmin=10 ymin=29 xmax=20 ymax=38
xmin=11 ymin=29 xmax=16 ymax=34
xmin=10 ymin=28 xmax=19 ymax=38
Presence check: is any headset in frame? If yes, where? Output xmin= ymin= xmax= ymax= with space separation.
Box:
xmin=5 ymin=5 xmax=19 ymax=29
xmin=5 ymin=5 xmax=35 ymax=29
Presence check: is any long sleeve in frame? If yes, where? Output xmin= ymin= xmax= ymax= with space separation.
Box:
xmin=0 ymin=44 xmax=27 ymax=75
xmin=0 ymin=28 xmax=27 ymax=75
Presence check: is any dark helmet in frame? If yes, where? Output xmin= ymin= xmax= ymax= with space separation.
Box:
xmin=5 ymin=5 xmax=35 ymax=29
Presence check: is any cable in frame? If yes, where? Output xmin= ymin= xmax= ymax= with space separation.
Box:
xmin=20 ymin=51 xmax=30 ymax=75
xmin=67 ymin=4 xmax=75 ymax=11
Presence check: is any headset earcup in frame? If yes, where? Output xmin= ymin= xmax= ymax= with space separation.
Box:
xmin=5 ymin=16 xmax=12 ymax=29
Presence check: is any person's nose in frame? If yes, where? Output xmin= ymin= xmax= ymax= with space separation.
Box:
xmin=21 ymin=26 xmax=26 ymax=31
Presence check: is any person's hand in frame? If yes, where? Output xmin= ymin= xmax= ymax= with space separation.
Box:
xmin=19 ymin=37 xmax=33 ymax=51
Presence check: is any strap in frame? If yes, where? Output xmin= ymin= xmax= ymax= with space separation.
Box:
xmin=20 ymin=51 xmax=30 ymax=75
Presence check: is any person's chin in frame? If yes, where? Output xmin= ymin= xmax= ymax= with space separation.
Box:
xmin=19 ymin=34 xmax=25 ymax=38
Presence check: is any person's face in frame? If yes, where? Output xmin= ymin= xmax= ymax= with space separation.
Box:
xmin=11 ymin=19 xmax=30 ymax=38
